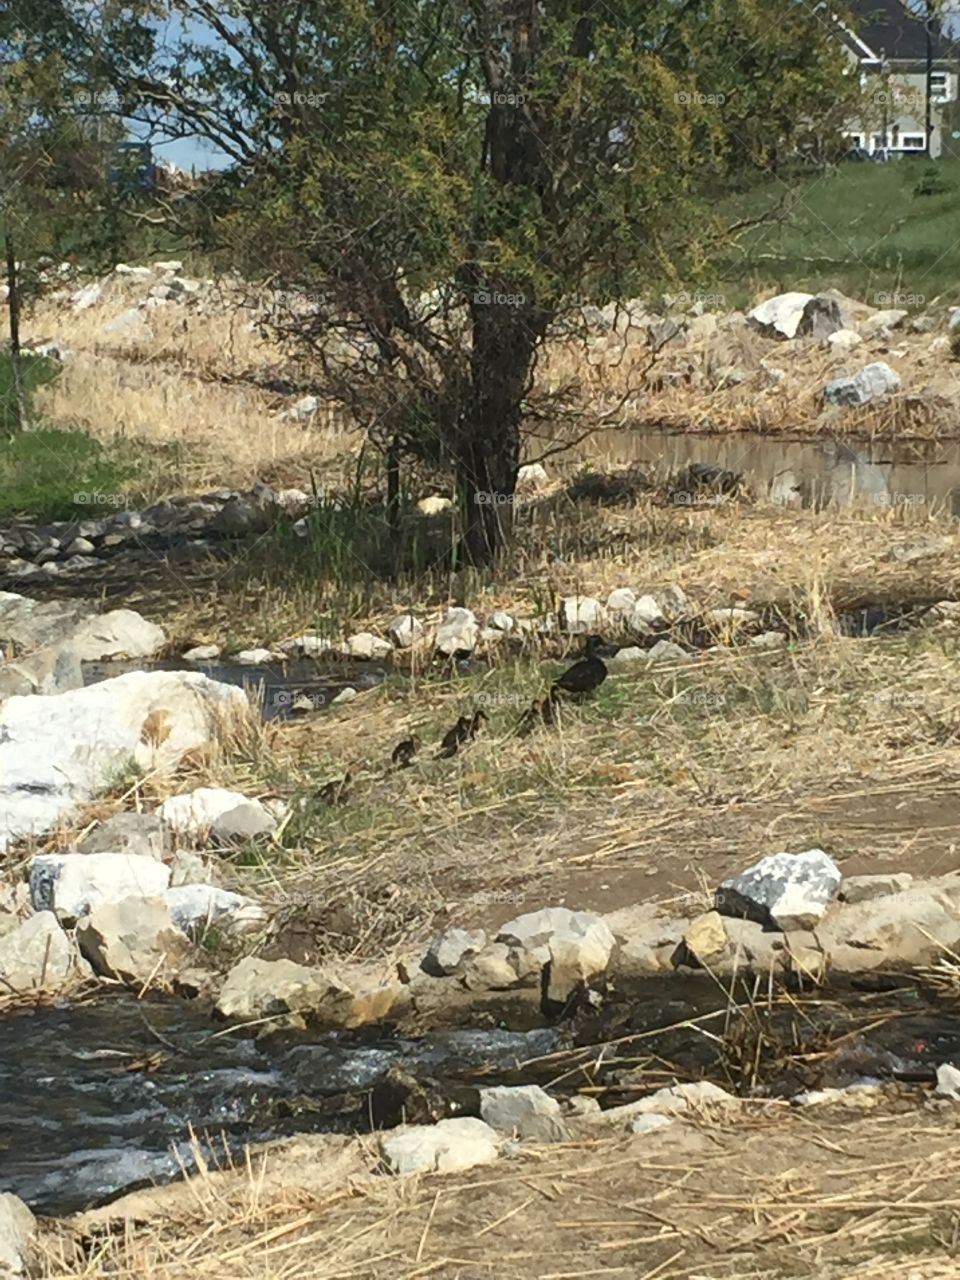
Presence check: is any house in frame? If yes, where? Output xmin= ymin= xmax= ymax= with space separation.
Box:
xmin=834 ymin=0 xmax=960 ymax=157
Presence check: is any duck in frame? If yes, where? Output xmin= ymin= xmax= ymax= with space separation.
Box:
xmin=391 ymin=735 xmax=420 ymax=769
xmin=317 ymin=770 xmax=352 ymax=804
xmin=515 ymin=698 xmax=543 ymax=737
xmin=552 ymin=634 xmax=608 ymax=700
xmin=437 ymin=715 xmax=472 ymax=758
xmin=465 ymin=708 xmax=488 ymax=740
xmin=540 ymin=688 xmax=562 ymax=725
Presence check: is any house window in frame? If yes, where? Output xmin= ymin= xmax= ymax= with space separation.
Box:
xmin=872 ymin=134 xmax=884 ymax=148
xmin=931 ymin=72 xmax=949 ymax=99
xmin=902 ymin=134 xmax=926 ymax=149
xmin=849 ymin=134 xmax=862 ymax=147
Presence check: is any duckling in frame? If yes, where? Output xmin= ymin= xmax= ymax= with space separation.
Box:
xmin=516 ymin=698 xmax=543 ymax=737
xmin=437 ymin=715 xmax=472 ymax=758
xmin=552 ymin=634 xmax=608 ymax=700
xmin=317 ymin=770 xmax=352 ymax=805
xmin=464 ymin=708 xmax=488 ymax=741
xmin=391 ymin=735 xmax=420 ymax=769
xmin=540 ymin=689 xmax=562 ymax=726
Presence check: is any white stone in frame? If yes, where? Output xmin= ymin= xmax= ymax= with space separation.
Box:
xmin=422 ymin=927 xmax=487 ymax=977
xmin=717 ymin=848 xmax=842 ymax=931
xmin=860 ymin=309 xmax=908 ymax=339
xmin=0 ymin=671 xmax=246 ymax=849
xmin=114 ymin=264 xmax=153 ymax=279
xmin=157 ymin=787 xmax=277 ymax=840
xmin=417 ymin=495 xmax=453 ymax=516
xmin=381 ymin=1117 xmax=500 ymax=1175
xmin=749 ymin=631 xmax=787 ymax=649
xmin=182 ymin=644 xmax=221 ymax=662
xmin=75 ymin=894 xmax=189 ymax=983
xmin=30 ymin=852 xmax=171 ymax=923
xmin=936 ymin=1063 xmax=960 ymax=1099
xmin=71 ymin=281 xmax=103 ymax=311
xmin=282 ymin=395 xmax=319 ymax=420
xmin=559 ymin=595 xmax=605 ymax=634
xmin=516 ymin=463 xmax=548 ymax=489
xmin=70 ymin=609 xmax=166 ymax=661
xmin=0 ymin=1193 xmax=36 ymax=1276
xmin=235 ymin=648 xmax=274 ymax=665
xmin=609 ymin=646 xmax=646 ymax=664
xmin=153 ymin=259 xmax=183 ymax=272
xmin=646 ymin=640 xmax=691 ymax=662
xmin=435 ymin=607 xmax=479 ymax=655
xmin=388 ymin=613 xmax=423 ymax=648
xmin=101 ymin=308 xmax=152 ymax=339
xmin=342 ymin=632 xmax=392 ymax=660
xmin=163 ymin=884 xmax=261 ymax=937
xmin=748 ymin=292 xmax=814 ymax=339
xmin=480 ymin=1085 xmax=567 ymax=1140
xmin=628 ymin=594 xmax=666 ymax=630
xmin=703 ymin=607 xmax=759 ymax=627
xmin=487 ymin=610 xmax=516 ymax=632
xmin=331 ymin=687 xmax=357 ymax=705
xmin=629 ymin=1113 xmax=674 ymax=1135
xmin=0 ymin=911 xmax=86 ymax=992
xmin=823 ymin=361 xmax=901 ymax=407
xmin=826 ymin=328 xmax=863 ymax=351
xmin=606 ymin=587 xmax=637 ymax=614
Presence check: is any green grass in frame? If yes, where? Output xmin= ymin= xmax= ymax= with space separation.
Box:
xmin=0 ymin=427 xmax=142 ymax=523
xmin=0 ymin=352 xmax=60 ymax=434
xmin=707 ymin=157 xmax=960 ymax=304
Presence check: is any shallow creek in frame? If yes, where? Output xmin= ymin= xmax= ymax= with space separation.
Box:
xmin=4 ymin=976 xmax=960 ymax=1216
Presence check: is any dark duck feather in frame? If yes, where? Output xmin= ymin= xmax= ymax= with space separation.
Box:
xmin=552 ymin=634 xmax=608 ymax=700
xmin=317 ymin=770 xmax=352 ymax=804
xmin=437 ymin=715 xmax=472 ymax=758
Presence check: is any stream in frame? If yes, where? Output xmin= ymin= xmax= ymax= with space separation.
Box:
xmin=4 ymin=976 xmax=960 ymax=1216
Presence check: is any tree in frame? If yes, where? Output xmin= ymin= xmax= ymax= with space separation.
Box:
xmin=52 ymin=0 xmax=854 ymax=561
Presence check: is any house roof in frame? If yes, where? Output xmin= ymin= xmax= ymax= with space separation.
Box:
xmin=844 ymin=0 xmax=957 ymax=63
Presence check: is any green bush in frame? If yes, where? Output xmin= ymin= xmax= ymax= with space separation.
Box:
xmin=913 ymin=165 xmax=954 ymax=198
xmin=0 ymin=351 xmax=60 ymax=433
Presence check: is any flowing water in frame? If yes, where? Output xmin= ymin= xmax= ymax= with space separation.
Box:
xmin=4 ymin=978 xmax=960 ymax=1216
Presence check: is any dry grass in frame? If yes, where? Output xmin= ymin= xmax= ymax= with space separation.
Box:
xmin=35 ymin=1107 xmax=960 ymax=1279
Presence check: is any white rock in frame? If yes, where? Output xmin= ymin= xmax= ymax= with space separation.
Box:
xmin=0 ymin=671 xmax=246 ymax=850
xmin=163 ymin=884 xmax=261 ymax=937
xmin=282 ymin=394 xmax=319 ymax=421
xmin=606 ymin=587 xmax=637 ymax=614
xmin=157 ymin=787 xmax=277 ymax=840
xmin=749 ymin=631 xmax=787 ymax=649
xmin=387 ymin=613 xmax=423 ymax=648
xmin=30 ymin=852 xmax=171 ymax=923
xmin=487 ymin=610 xmax=516 ymax=633
xmin=114 ymin=264 xmax=153 ymax=279
xmin=516 ymin=463 xmax=548 ymax=489
xmin=826 ymin=328 xmax=863 ymax=351
xmin=153 ymin=259 xmax=183 ymax=272
xmin=609 ymin=646 xmax=646 ymax=664
xmin=284 ymin=633 xmax=327 ymax=656
xmin=748 ymin=291 xmax=814 ymax=339
xmin=342 ymin=632 xmax=392 ymax=660
xmin=823 ymin=361 xmax=901 ymax=407
xmin=717 ymin=848 xmax=842 ymax=931
xmin=628 ymin=594 xmax=666 ymax=630
xmin=860 ymin=309 xmax=908 ymax=339
xmin=381 ymin=1117 xmax=500 ymax=1175
xmin=422 ymin=927 xmax=487 ymax=977
xmin=235 ymin=648 xmax=274 ymax=665
xmin=182 ymin=644 xmax=221 ymax=662
xmin=71 ymin=281 xmax=103 ymax=311
xmin=936 ymin=1063 xmax=960 ymax=1099
xmin=435 ymin=607 xmax=479 ymax=655
xmin=629 ymin=1113 xmax=674 ymax=1135
xmin=331 ymin=687 xmax=357 ymax=705
xmin=0 ymin=1193 xmax=36 ymax=1276
xmin=645 ymin=640 xmax=691 ymax=662
xmin=417 ymin=495 xmax=453 ymax=516
xmin=480 ymin=1085 xmax=567 ymax=1140
xmin=703 ymin=607 xmax=759 ymax=627
xmin=559 ymin=595 xmax=605 ymax=634
xmin=101 ymin=308 xmax=151 ymax=339
xmin=70 ymin=609 xmax=166 ymax=661
xmin=75 ymin=894 xmax=189 ymax=983
xmin=0 ymin=911 xmax=86 ymax=992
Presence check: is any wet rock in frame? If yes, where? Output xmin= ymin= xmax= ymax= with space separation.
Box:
xmin=69 ymin=609 xmax=166 ymax=661
xmin=480 ymin=1085 xmax=568 ymax=1141
xmin=75 ymin=894 xmax=191 ymax=984
xmin=0 ymin=911 xmax=88 ymax=992
xmin=387 ymin=613 xmax=422 ymax=648
xmin=380 ymin=1117 xmax=500 ymax=1175
xmin=78 ymin=812 xmax=169 ymax=860
xmin=823 ymin=361 xmax=901 ymax=407
xmin=342 ymin=632 xmax=392 ymax=660
xmin=0 ymin=1193 xmax=36 ymax=1276
xmin=559 ymin=595 xmax=605 ymax=634
xmin=163 ymin=885 xmax=262 ymax=938
xmin=233 ymin=647 xmax=274 ymax=665
xmin=157 ymin=787 xmax=277 ymax=842
xmin=30 ymin=852 xmax=171 ymax=924
xmin=422 ymin=927 xmax=487 ymax=977
xmin=797 ymin=294 xmax=843 ymax=340
xmin=936 ymin=1063 xmax=960 ymax=1099
xmin=716 ymin=849 xmax=841 ymax=931
xmin=839 ymin=873 xmax=913 ymax=905
xmin=435 ymin=607 xmax=479 ymax=655
xmin=183 ymin=644 xmax=222 ymax=662
xmin=748 ymin=291 xmax=814 ymax=339
xmin=680 ymin=911 xmax=728 ymax=966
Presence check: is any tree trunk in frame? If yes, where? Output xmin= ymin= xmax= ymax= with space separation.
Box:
xmin=4 ymin=231 xmax=26 ymax=434
xmin=458 ymin=300 xmax=541 ymax=565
